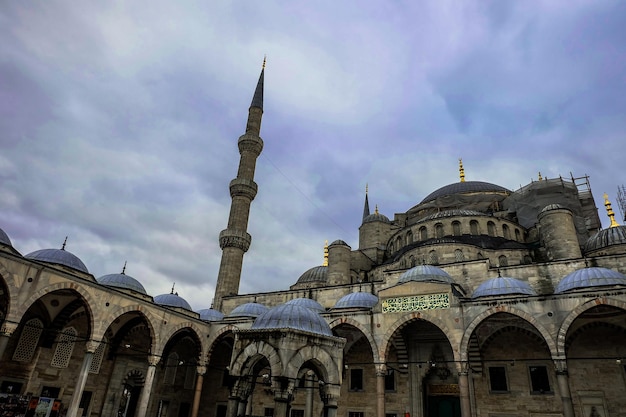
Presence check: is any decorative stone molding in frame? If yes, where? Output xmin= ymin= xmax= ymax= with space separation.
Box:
xmin=219 ymin=229 xmax=252 ymax=252
xmin=0 ymin=321 xmax=18 ymax=336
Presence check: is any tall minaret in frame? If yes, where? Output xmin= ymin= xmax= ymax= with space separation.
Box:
xmin=214 ymin=59 xmax=265 ymax=310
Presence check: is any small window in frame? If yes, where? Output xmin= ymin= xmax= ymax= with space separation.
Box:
xmin=420 ymin=226 xmax=428 ymax=240
xmin=454 ymin=249 xmax=464 ymax=262
xmin=498 ymin=255 xmax=508 ymax=267
xmin=515 ymin=229 xmax=521 ymax=241
xmin=528 ymin=365 xmax=551 ymax=394
xmin=384 ymin=369 xmax=395 ymax=391
xmin=502 ymin=224 xmax=510 ymax=239
xmin=428 ymin=250 xmax=438 ymax=265
xmin=264 ymin=408 xmax=274 ymax=417
xmin=435 ymin=223 xmax=444 ymax=238
xmin=350 ymin=369 xmax=364 ymax=391
xmin=488 ymin=367 xmax=508 ymax=392
xmin=51 ymin=327 xmax=77 ymax=368
xmin=349 ymin=412 xmax=364 ymax=417
xmin=291 ymin=410 xmax=304 ymax=417
xmin=470 ymin=220 xmax=479 ymax=235
xmin=89 ymin=337 xmax=107 ymax=374
xmin=452 ymin=221 xmax=461 ymax=236
xmin=487 ymin=221 xmax=496 ymax=237
xmin=406 ymin=231 xmax=413 ymax=245
xmin=13 ymin=318 xmax=44 ymax=362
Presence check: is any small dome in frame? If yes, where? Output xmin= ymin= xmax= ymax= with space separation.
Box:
xmin=285 ymin=298 xmax=325 ymax=312
xmin=421 ymin=181 xmax=511 ymax=204
xmin=98 ymin=273 xmax=147 ymax=295
xmin=0 ymin=228 xmax=12 ymax=247
xmin=398 ymin=265 xmax=454 ymax=284
xmin=25 ymin=248 xmax=89 ymax=273
xmin=555 ymin=267 xmax=626 ymax=293
xmin=540 ymin=203 xmax=568 ymax=213
xmin=154 ymin=293 xmax=192 ymax=311
xmin=363 ymin=212 xmax=391 ymax=224
xmin=252 ymin=304 xmax=332 ymax=336
xmin=334 ymin=292 xmax=379 ymax=309
xmin=227 ymin=302 xmax=269 ymax=318
xmin=330 ymin=239 xmax=350 ymax=247
xmin=583 ymin=226 xmax=626 ymax=253
xmin=295 ymin=266 xmax=328 ymax=285
xmin=197 ymin=308 xmax=225 ymax=322
xmin=472 ymin=277 xmax=536 ymax=299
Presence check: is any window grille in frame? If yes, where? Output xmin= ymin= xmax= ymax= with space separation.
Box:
xmin=51 ymin=327 xmax=77 ymax=368
xmin=13 ymin=318 xmax=43 ymax=362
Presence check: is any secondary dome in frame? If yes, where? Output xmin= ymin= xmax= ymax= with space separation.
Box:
xmin=197 ymin=308 xmax=225 ymax=321
xmin=154 ymin=292 xmax=192 ymax=311
xmin=398 ymin=265 xmax=454 ymax=284
xmin=583 ymin=226 xmax=626 ymax=253
xmin=227 ymin=302 xmax=269 ymax=318
xmin=421 ymin=181 xmax=511 ymax=204
xmin=0 ymin=228 xmax=12 ymax=247
xmin=98 ymin=273 xmax=147 ymax=295
xmin=252 ymin=304 xmax=332 ymax=336
xmin=363 ymin=212 xmax=391 ymax=224
xmin=555 ymin=267 xmax=626 ymax=293
xmin=334 ymin=292 xmax=379 ymax=309
xmin=295 ymin=266 xmax=328 ymax=285
xmin=472 ymin=277 xmax=536 ymax=299
xmin=330 ymin=239 xmax=349 ymax=247
xmin=285 ymin=298 xmax=325 ymax=312
xmin=25 ymin=248 xmax=89 ymax=273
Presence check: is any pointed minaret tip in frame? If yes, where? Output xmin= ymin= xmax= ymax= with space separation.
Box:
xmin=604 ymin=193 xmax=620 ymax=228
xmin=362 ymin=184 xmax=371 ymax=221
xmin=250 ymin=57 xmax=265 ymax=110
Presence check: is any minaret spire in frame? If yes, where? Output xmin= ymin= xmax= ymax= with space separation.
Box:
xmin=214 ymin=59 xmax=266 ymax=310
xmin=362 ymin=184 xmax=370 ymax=221
xmin=604 ymin=193 xmax=620 ymax=228
xmin=459 ymin=158 xmax=465 ymax=183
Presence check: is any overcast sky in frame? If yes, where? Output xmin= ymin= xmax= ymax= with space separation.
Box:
xmin=1 ymin=1 xmax=626 ymax=311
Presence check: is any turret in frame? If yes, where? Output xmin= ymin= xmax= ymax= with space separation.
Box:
xmin=538 ymin=204 xmax=582 ymax=260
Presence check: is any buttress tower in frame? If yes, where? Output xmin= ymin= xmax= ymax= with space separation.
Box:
xmin=214 ymin=61 xmax=265 ymax=310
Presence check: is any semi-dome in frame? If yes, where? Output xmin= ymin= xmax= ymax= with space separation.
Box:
xmin=472 ymin=277 xmax=536 ymax=299
xmin=285 ymin=298 xmax=325 ymax=312
xmin=334 ymin=292 xmax=379 ymax=309
xmin=252 ymin=304 xmax=332 ymax=336
xmin=25 ymin=248 xmax=89 ymax=273
xmin=295 ymin=266 xmax=328 ymax=285
xmin=197 ymin=308 xmax=225 ymax=322
xmin=398 ymin=265 xmax=455 ymax=284
xmin=154 ymin=292 xmax=192 ymax=311
xmin=421 ymin=181 xmax=511 ymax=204
xmin=227 ymin=302 xmax=269 ymax=318
xmin=0 ymin=228 xmax=12 ymax=247
xmin=555 ymin=267 xmax=626 ymax=293
xmin=583 ymin=226 xmax=626 ymax=253
xmin=98 ymin=273 xmax=147 ymax=295
xmin=363 ymin=212 xmax=391 ymax=224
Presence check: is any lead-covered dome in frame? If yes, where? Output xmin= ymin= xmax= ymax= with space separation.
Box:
xmin=154 ymin=292 xmax=192 ymax=310
xmin=98 ymin=273 xmax=147 ymax=295
xmin=472 ymin=277 xmax=536 ymax=299
xmin=295 ymin=266 xmax=328 ymax=285
xmin=583 ymin=226 xmax=626 ymax=253
xmin=555 ymin=267 xmax=626 ymax=293
xmin=0 ymin=228 xmax=12 ymax=247
xmin=363 ymin=212 xmax=391 ymax=224
xmin=421 ymin=181 xmax=511 ymax=204
xmin=285 ymin=298 xmax=325 ymax=312
xmin=197 ymin=308 xmax=225 ymax=321
xmin=227 ymin=302 xmax=269 ymax=318
xmin=25 ymin=248 xmax=89 ymax=273
xmin=398 ymin=265 xmax=454 ymax=284
xmin=252 ymin=304 xmax=332 ymax=336
xmin=334 ymin=292 xmax=379 ymax=309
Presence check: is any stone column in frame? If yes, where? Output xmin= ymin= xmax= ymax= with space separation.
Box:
xmin=0 ymin=322 xmax=18 ymax=360
xmin=226 ymin=395 xmax=240 ymax=417
xmin=304 ymin=371 xmax=314 ymax=417
xmin=191 ymin=365 xmax=207 ymax=417
xmin=458 ymin=362 xmax=471 ymax=417
xmin=66 ymin=340 xmax=99 ymax=417
xmin=320 ymin=384 xmax=340 ymax=417
xmin=136 ymin=355 xmax=160 ymax=417
xmin=375 ymin=364 xmax=386 ymax=417
xmin=273 ymin=389 xmax=292 ymax=417
xmin=554 ymin=360 xmax=575 ymax=417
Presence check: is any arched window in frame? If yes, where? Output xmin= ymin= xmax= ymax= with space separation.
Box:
xmin=406 ymin=231 xmax=413 ymax=245
xmin=51 ymin=327 xmax=77 ymax=368
xmin=502 ymin=224 xmax=510 ymax=239
xmin=13 ymin=318 xmax=43 ymax=362
xmin=409 ymin=255 xmax=416 ymax=267
xmin=515 ymin=229 xmax=522 ymax=241
xmin=89 ymin=337 xmax=108 ymax=374
xmin=454 ymin=249 xmax=464 ymax=262
xmin=420 ymin=226 xmax=428 ymax=241
xmin=428 ymin=250 xmax=439 ymax=265
xmin=396 ymin=236 xmax=402 ymax=251
xmin=389 ymin=242 xmax=394 ymax=253
xmin=487 ymin=221 xmax=496 ymax=237
xmin=164 ymin=352 xmax=179 ymax=385
xmin=435 ymin=223 xmax=444 ymax=238
xmin=498 ymin=255 xmax=508 ymax=267
xmin=470 ymin=220 xmax=479 ymax=235
xmin=523 ymin=255 xmax=532 ymax=264
xmin=452 ymin=221 xmax=461 ymax=236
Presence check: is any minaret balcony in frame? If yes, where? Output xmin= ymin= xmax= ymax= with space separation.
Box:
xmin=238 ymin=133 xmax=264 ymax=155
xmin=219 ymin=229 xmax=252 ymax=252
xmin=229 ymin=178 xmax=258 ymax=200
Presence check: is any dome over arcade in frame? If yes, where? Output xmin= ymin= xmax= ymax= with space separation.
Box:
xmin=295 ymin=265 xmax=328 ymax=285
xmin=0 ymin=228 xmax=12 ymax=247
xmin=333 ymin=292 xmax=378 ymax=309
xmin=197 ymin=308 xmax=225 ymax=321
xmin=285 ymin=298 xmax=325 ymax=312
xmin=154 ymin=292 xmax=192 ymax=311
xmin=25 ymin=247 xmax=89 ymax=274
xmin=398 ymin=265 xmax=455 ymax=284
xmin=555 ymin=267 xmax=626 ymax=293
xmin=252 ymin=304 xmax=332 ymax=336
xmin=98 ymin=272 xmax=147 ymax=295
xmin=583 ymin=226 xmax=626 ymax=253
xmin=227 ymin=302 xmax=269 ymax=318
xmin=472 ymin=277 xmax=536 ymax=299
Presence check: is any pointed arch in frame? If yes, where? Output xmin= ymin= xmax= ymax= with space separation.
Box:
xmin=95 ymin=304 xmax=159 ymax=354
xmin=329 ymin=317 xmax=379 ymax=363
xmin=286 ymin=345 xmax=340 ymax=384
xmin=230 ymin=339 xmax=283 ymax=379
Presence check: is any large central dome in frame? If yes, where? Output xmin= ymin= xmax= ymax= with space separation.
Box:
xmin=421 ymin=181 xmax=511 ymax=204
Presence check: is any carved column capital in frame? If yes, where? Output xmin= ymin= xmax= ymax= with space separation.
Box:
xmin=148 ymin=355 xmax=161 ymax=367
xmin=84 ymin=340 xmax=100 ymax=353
xmin=0 ymin=321 xmax=18 ymax=336
xmin=375 ymin=363 xmax=387 ymax=377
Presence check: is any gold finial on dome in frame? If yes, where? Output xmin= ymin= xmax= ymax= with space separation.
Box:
xmin=538 ymin=172 xmax=543 ymax=181
xmin=121 ymin=261 xmax=127 ymax=275
xmin=459 ymin=159 xmax=465 ymax=183
xmin=61 ymin=236 xmax=68 ymax=250
xmin=262 ymin=55 xmax=266 ymax=69
xmin=604 ymin=193 xmax=620 ymax=228
xmin=323 ymin=240 xmax=329 ymax=267
xmin=375 ymin=204 xmax=379 ymax=214
xmin=366 ymin=183 xmax=368 ymax=194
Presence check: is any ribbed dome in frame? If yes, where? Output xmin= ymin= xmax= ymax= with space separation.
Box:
xmin=334 ymin=292 xmax=379 ymax=309
xmin=197 ymin=308 xmax=225 ymax=321
xmin=295 ymin=266 xmax=328 ymax=285
xmin=330 ymin=239 xmax=350 ymax=247
xmin=421 ymin=181 xmax=510 ymax=204
xmin=472 ymin=277 xmax=536 ymax=299
xmin=583 ymin=226 xmax=626 ymax=253
xmin=363 ymin=213 xmax=391 ymax=224
xmin=285 ymin=298 xmax=325 ymax=312
xmin=555 ymin=267 xmax=626 ymax=293
xmin=25 ymin=248 xmax=89 ymax=273
xmin=154 ymin=293 xmax=192 ymax=310
xmin=228 ymin=302 xmax=269 ymax=318
xmin=252 ymin=304 xmax=332 ymax=336
xmin=418 ymin=209 xmax=485 ymax=222
xmin=0 ymin=228 xmax=12 ymax=247
xmin=398 ymin=265 xmax=454 ymax=284
xmin=98 ymin=273 xmax=147 ymax=295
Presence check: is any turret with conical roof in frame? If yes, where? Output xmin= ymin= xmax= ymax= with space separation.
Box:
xmin=214 ymin=59 xmax=265 ymax=310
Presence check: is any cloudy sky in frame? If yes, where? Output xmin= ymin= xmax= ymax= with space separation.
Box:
xmin=1 ymin=1 xmax=626 ymax=310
